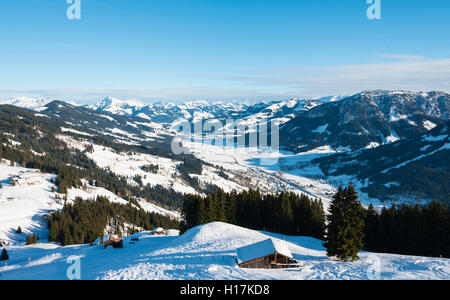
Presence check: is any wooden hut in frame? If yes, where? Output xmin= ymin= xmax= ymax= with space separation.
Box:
xmin=11 ymin=171 xmax=42 ymax=186
xmin=104 ymin=236 xmax=123 ymax=249
xmin=150 ymin=227 xmax=165 ymax=236
xmin=236 ymin=239 xmax=300 ymax=269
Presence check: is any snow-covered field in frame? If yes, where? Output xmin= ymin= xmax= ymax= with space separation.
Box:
xmin=182 ymin=141 xmax=343 ymax=208
xmin=182 ymin=140 xmax=390 ymax=210
xmin=1 ymin=222 xmax=448 ymax=280
xmin=0 ymin=160 xmax=60 ymax=246
xmin=85 ymin=144 xmax=191 ymax=194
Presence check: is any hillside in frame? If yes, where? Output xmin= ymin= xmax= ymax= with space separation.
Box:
xmin=0 ymin=160 xmax=180 ymax=246
xmin=280 ymin=90 xmax=449 ymax=152
xmin=313 ymin=121 xmax=450 ymax=203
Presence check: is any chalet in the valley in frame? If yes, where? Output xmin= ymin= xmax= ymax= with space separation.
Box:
xmin=11 ymin=171 xmax=42 ymax=186
xmin=236 ymin=239 xmax=300 ymax=269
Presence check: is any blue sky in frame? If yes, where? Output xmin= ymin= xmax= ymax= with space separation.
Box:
xmin=0 ymin=0 xmax=449 ymax=104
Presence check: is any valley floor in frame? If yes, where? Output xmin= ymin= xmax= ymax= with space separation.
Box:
xmin=1 ymin=222 xmax=449 ymax=280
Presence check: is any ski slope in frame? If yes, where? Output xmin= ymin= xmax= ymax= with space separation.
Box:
xmin=1 ymin=222 xmax=448 ymax=280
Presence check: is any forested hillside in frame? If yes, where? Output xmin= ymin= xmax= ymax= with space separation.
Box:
xmin=48 ymin=196 xmax=179 ymax=246
xmin=0 ymin=104 xmax=210 ymax=210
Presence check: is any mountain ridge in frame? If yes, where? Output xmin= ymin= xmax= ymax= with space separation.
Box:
xmin=280 ymin=90 xmax=450 ymax=153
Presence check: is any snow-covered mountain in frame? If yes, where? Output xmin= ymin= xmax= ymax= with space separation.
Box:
xmin=89 ymin=96 xmax=147 ymax=115
xmin=89 ymin=97 xmax=245 ymax=123
xmin=2 ymin=90 xmax=450 ymax=205
xmin=89 ymin=96 xmax=346 ymax=125
xmin=0 ymin=96 xmax=53 ymax=110
xmin=280 ymin=90 xmax=450 ymax=152
xmin=313 ymin=120 xmax=450 ymax=203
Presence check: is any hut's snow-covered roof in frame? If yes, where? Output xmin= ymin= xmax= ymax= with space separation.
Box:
xmin=236 ymin=238 xmax=293 ymax=264
xmin=152 ymin=227 xmax=165 ymax=233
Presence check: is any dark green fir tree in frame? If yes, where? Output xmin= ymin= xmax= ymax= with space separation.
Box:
xmin=0 ymin=248 xmax=8 ymax=261
xmin=324 ymin=184 xmax=365 ymax=261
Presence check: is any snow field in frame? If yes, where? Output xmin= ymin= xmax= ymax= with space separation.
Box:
xmin=1 ymin=222 xmax=448 ymax=280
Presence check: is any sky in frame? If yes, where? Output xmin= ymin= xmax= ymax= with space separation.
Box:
xmin=0 ymin=0 xmax=449 ymax=104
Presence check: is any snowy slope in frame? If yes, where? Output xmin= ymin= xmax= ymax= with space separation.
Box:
xmin=0 ymin=160 xmax=181 ymax=246
xmin=0 ymin=161 xmax=60 ymax=246
xmin=67 ymin=181 xmax=181 ymax=220
xmin=1 ymin=222 xmax=448 ymax=280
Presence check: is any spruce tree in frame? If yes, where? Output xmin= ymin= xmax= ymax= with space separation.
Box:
xmin=324 ymin=185 xmax=345 ymax=258
xmin=0 ymin=248 xmax=8 ymax=261
xmin=32 ymin=233 xmax=38 ymax=244
xmin=324 ymin=184 xmax=365 ymax=261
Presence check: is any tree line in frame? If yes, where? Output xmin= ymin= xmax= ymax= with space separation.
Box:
xmin=364 ymin=201 xmax=450 ymax=258
xmin=324 ymin=184 xmax=450 ymax=260
xmin=181 ymin=189 xmax=326 ymax=239
xmin=182 ymin=186 xmax=449 ymax=261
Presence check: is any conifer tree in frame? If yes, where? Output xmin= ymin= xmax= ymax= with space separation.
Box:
xmin=324 ymin=185 xmax=345 ymax=258
xmin=32 ymin=233 xmax=38 ymax=244
xmin=324 ymin=184 xmax=365 ymax=261
xmin=0 ymin=248 xmax=8 ymax=261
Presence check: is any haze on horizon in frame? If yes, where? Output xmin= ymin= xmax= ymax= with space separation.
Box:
xmin=0 ymin=0 xmax=449 ymax=105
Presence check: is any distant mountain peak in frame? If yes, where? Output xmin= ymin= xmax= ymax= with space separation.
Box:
xmin=90 ymin=96 xmax=146 ymax=115
xmin=0 ymin=96 xmax=53 ymax=110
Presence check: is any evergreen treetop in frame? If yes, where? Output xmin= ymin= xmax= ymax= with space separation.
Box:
xmin=0 ymin=248 xmax=8 ymax=261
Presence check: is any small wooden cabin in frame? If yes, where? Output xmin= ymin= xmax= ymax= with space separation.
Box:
xmin=104 ymin=236 xmax=123 ymax=249
xmin=11 ymin=171 xmax=42 ymax=186
xmin=236 ymin=239 xmax=300 ymax=269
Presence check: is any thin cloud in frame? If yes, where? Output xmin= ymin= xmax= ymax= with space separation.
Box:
xmin=378 ymin=54 xmax=427 ymax=61
xmin=218 ymin=56 xmax=450 ymax=97
xmin=1 ymin=55 xmax=449 ymax=102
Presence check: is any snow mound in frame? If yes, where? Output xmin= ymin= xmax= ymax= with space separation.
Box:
xmin=161 ymin=222 xmax=321 ymax=261
xmin=177 ymin=222 xmax=267 ymax=245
